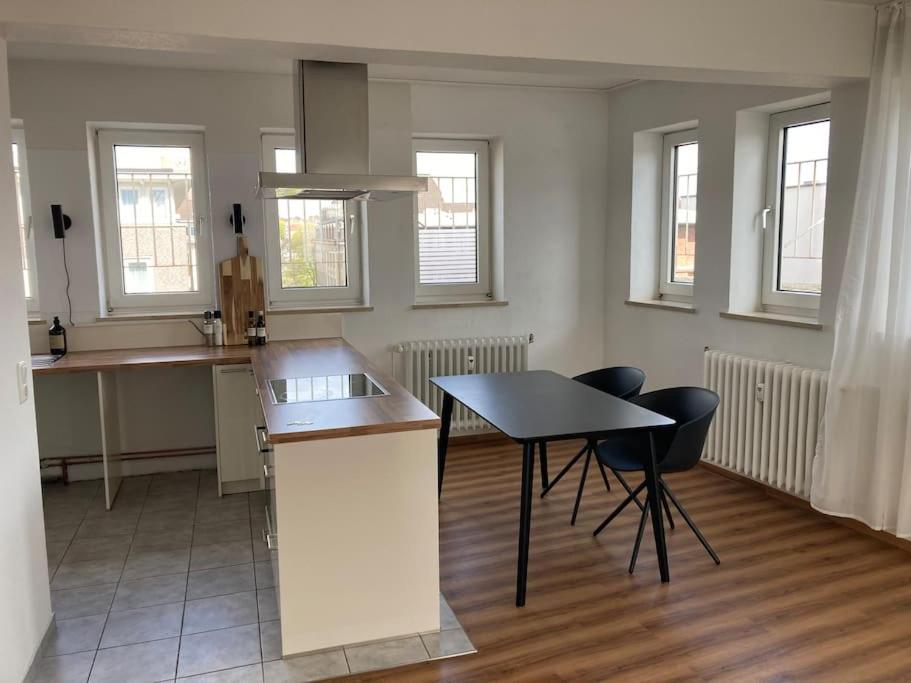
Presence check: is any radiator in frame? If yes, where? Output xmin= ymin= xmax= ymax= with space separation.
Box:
xmin=394 ymin=335 xmax=530 ymax=433
xmin=703 ymin=350 xmax=828 ymax=499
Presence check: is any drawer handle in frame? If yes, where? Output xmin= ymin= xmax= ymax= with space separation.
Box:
xmin=263 ymin=464 xmax=274 ymax=479
xmin=254 ymin=425 xmax=272 ymax=453
xmin=265 ymin=533 xmax=278 ymax=551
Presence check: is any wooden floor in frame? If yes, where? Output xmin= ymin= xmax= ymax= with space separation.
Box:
xmin=346 ymin=439 xmax=911 ymax=682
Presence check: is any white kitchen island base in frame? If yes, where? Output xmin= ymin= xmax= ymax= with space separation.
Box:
xmin=271 ymin=427 xmax=440 ymax=656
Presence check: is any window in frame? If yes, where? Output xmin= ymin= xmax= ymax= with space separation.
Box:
xmin=413 ymin=138 xmax=490 ymax=302
xmin=11 ymin=126 xmax=39 ymax=312
xmin=260 ymin=134 xmax=363 ymax=308
xmin=763 ymin=103 xmax=830 ymax=311
xmin=659 ymin=129 xmax=698 ymax=298
xmin=97 ymin=129 xmax=213 ymax=312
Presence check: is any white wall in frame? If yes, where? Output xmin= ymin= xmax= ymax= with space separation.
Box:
xmin=10 ymin=59 xmax=611 ymax=463
xmin=603 ymin=79 xmax=869 ymax=389
xmin=0 ymin=40 xmax=53 ymax=682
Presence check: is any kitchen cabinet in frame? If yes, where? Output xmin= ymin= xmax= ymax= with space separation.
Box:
xmin=213 ymin=363 xmax=263 ymax=494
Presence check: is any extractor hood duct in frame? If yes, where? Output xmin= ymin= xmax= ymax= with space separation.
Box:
xmin=257 ymin=60 xmax=427 ymax=201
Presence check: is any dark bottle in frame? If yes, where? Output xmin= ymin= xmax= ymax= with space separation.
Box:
xmin=256 ymin=311 xmax=267 ymax=346
xmin=49 ymin=316 xmax=67 ymax=356
xmin=246 ymin=311 xmax=256 ymax=347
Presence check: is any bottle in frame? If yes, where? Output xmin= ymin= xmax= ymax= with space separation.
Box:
xmin=246 ymin=311 xmax=256 ymax=347
xmin=49 ymin=316 xmax=67 ymax=356
xmin=256 ymin=311 xmax=267 ymax=346
xmin=203 ymin=311 xmax=214 ymax=347
xmin=213 ymin=310 xmax=224 ymax=347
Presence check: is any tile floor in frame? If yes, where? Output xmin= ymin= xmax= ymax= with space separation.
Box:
xmin=37 ymin=470 xmax=475 ymax=682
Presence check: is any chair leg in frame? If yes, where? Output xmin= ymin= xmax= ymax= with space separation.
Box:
xmin=593 ymin=480 xmax=647 ymax=536
xmin=659 ymin=485 xmax=675 ymax=530
xmin=662 ymin=479 xmax=720 ymax=564
xmin=570 ymin=446 xmax=592 ymax=526
xmin=629 ymin=494 xmax=651 ymax=574
xmin=612 ymin=470 xmax=645 ymax=512
xmin=540 ymin=443 xmax=588 ymax=498
xmin=595 ymin=456 xmax=612 ymax=492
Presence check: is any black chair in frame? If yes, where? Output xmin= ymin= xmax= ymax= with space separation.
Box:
xmin=540 ymin=367 xmax=646 ymax=526
xmin=592 ymin=386 xmax=720 ymax=574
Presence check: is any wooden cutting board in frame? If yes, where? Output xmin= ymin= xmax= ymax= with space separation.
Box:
xmin=218 ymin=236 xmax=265 ymax=345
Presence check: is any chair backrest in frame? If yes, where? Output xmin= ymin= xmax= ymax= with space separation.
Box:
xmin=573 ymin=366 xmax=646 ymax=400
xmin=631 ymin=387 xmax=719 ymax=472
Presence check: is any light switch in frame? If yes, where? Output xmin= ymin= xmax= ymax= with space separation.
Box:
xmin=16 ymin=360 xmax=28 ymax=404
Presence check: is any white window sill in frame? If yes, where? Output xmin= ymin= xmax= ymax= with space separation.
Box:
xmin=28 ymin=318 xmax=48 ymax=326
xmin=267 ymin=305 xmax=373 ymax=315
xmin=412 ymin=300 xmax=509 ymax=310
xmin=95 ymin=311 xmax=207 ymax=323
xmin=625 ymin=298 xmax=696 ymax=313
xmin=719 ymin=310 xmax=822 ymax=330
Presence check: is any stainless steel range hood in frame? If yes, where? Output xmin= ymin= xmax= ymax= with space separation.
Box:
xmin=257 ymin=61 xmax=427 ymax=201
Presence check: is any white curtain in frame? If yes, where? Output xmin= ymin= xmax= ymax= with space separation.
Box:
xmin=812 ymin=2 xmax=911 ymax=538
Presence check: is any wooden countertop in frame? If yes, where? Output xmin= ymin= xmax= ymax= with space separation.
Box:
xmin=32 ymin=345 xmax=253 ymax=375
xmin=250 ymin=338 xmax=440 ymax=444
xmin=33 ymin=338 xmax=440 ymax=443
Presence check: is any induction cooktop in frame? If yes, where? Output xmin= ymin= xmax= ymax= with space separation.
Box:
xmin=268 ymin=373 xmax=388 ymax=404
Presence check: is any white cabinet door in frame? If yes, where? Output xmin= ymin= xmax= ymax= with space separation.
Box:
xmin=213 ymin=364 xmax=261 ymax=491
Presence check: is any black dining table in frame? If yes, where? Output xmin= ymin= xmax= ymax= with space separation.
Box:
xmin=431 ymin=370 xmax=675 ymax=606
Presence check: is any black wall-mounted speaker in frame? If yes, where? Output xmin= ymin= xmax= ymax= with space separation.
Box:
xmin=51 ymin=204 xmax=72 ymax=239
xmin=229 ymin=203 xmax=245 ymax=234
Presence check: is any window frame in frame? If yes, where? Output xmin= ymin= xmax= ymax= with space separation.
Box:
xmin=260 ymin=133 xmax=364 ymax=309
xmin=412 ymin=137 xmax=491 ymax=304
xmin=762 ymin=102 xmax=830 ymax=312
xmin=659 ymin=129 xmax=699 ymax=299
xmin=11 ymin=124 xmax=39 ymax=314
xmin=96 ymin=127 xmax=214 ymax=313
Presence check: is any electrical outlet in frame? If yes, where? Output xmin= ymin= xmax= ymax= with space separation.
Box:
xmin=16 ymin=360 xmax=28 ymax=404
xmin=756 ymin=382 xmax=766 ymax=404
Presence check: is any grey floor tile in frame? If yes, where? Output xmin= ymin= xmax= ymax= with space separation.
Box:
xmin=196 ymin=492 xmax=248 ymax=509
xmin=142 ymin=495 xmax=197 ymax=514
xmin=47 ymin=542 xmax=70 ymax=572
xmin=122 ymin=547 xmax=191 ymax=580
xmin=112 ymin=573 xmax=188 ymax=612
xmin=178 ymin=664 xmax=263 ymax=682
xmin=45 ymin=614 xmax=106 ymax=656
xmin=88 ymin=636 xmax=179 ymax=683
xmin=33 ymin=651 xmax=95 ymax=683
xmin=259 ymin=620 xmax=281 ymax=662
xmin=251 ymin=540 xmax=270 ymax=563
xmin=344 ymin=636 xmax=429 ymax=674
xmin=51 ymin=558 xmax=124 ymax=590
xmin=253 ymin=562 xmax=274 ymax=590
xmin=256 ymin=589 xmax=278 ymax=623
xmin=440 ymin=595 xmax=461 ymax=631
xmin=190 ymin=541 xmax=253 ymax=571
xmin=194 ymin=504 xmax=250 ymax=526
xmin=51 ymin=584 xmax=117 ymax=619
xmin=45 ymin=523 xmax=80 ymax=544
xmin=76 ymin=516 xmax=138 ymax=539
xmin=262 ymin=650 xmax=348 ymax=683
xmin=132 ymin=528 xmax=194 ymax=551
xmin=100 ymin=602 xmax=183 ymax=648
xmin=187 ymin=564 xmax=255 ymax=600
xmin=192 ymin=521 xmax=252 ymax=546
xmin=138 ymin=509 xmax=195 ymax=534
xmin=182 ymin=591 xmax=259 ymax=635
xmin=177 ymin=623 xmax=261 ymax=678
xmin=63 ymin=535 xmax=132 ymax=563
xmin=421 ymin=628 xmax=475 ymax=659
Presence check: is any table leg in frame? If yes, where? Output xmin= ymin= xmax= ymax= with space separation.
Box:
xmin=438 ymin=392 xmax=454 ymax=499
xmin=538 ymin=440 xmax=549 ymax=490
xmin=516 ymin=441 xmax=536 ymax=607
xmin=643 ymin=431 xmax=670 ymax=582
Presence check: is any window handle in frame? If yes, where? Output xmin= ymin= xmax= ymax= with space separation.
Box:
xmin=26 ymin=214 xmax=33 ymax=239
xmin=761 ymin=207 xmax=772 ymax=231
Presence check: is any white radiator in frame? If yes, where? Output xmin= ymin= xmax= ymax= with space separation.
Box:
xmin=394 ymin=335 xmax=530 ymax=433
xmin=703 ymin=349 xmax=828 ymax=499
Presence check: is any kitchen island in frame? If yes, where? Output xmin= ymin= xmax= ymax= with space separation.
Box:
xmin=250 ymin=338 xmax=442 ymax=656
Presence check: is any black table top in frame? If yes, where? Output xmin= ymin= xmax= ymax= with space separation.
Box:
xmin=431 ymin=370 xmax=675 ymax=442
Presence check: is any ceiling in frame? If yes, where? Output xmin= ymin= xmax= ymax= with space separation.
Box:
xmin=6 ymin=41 xmax=637 ymax=91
